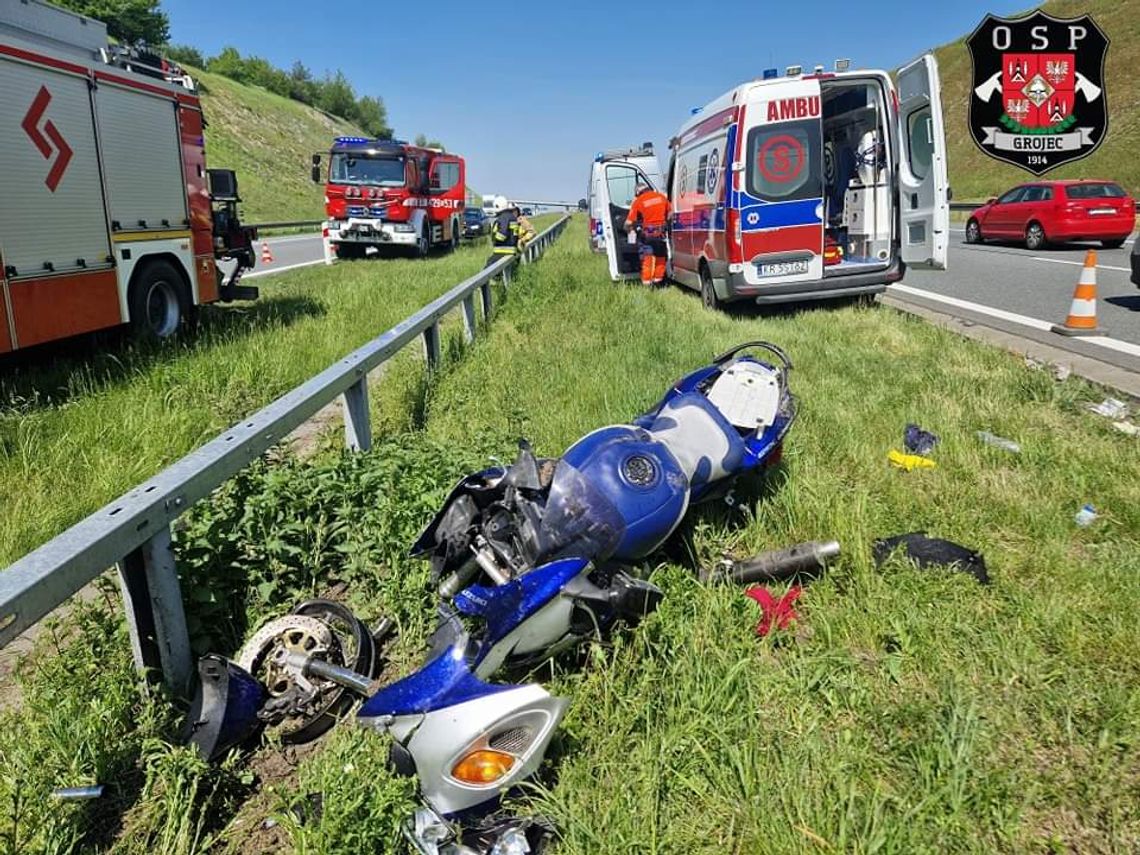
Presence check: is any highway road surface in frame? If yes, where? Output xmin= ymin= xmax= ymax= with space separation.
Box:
xmin=246 ymin=228 xmax=1140 ymax=352
xmin=904 ymin=228 xmax=1139 ymax=346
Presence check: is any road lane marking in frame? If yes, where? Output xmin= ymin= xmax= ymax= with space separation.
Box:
xmin=890 ymin=284 xmax=1140 ymax=357
xmin=1082 ymin=336 xmax=1140 ymax=358
xmin=888 ymin=284 xmax=1053 ymax=330
xmin=1031 ymin=256 xmax=1131 ymax=272
xmin=244 ymin=259 xmax=324 ymax=279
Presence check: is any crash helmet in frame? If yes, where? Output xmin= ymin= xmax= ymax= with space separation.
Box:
xmin=492 ymin=195 xmax=512 ymax=214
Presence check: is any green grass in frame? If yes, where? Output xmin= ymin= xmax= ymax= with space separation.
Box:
xmin=0 ymin=225 xmax=549 ymax=568
xmin=939 ymin=0 xmax=1140 ymax=200
xmin=192 ymin=67 xmax=363 ymax=224
xmin=2 ymin=218 xmax=1138 ymax=853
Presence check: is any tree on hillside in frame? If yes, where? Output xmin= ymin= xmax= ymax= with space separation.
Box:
xmin=357 ymin=96 xmax=392 ymax=139
xmin=53 ymin=0 xmax=169 ymax=44
xmin=164 ymin=44 xmax=204 ymax=67
xmin=288 ymin=61 xmax=318 ymax=105
xmin=316 ymin=71 xmax=358 ymax=123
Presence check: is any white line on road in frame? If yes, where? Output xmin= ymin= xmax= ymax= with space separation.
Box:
xmin=889 ymin=284 xmax=1053 ymax=330
xmin=244 ymin=259 xmax=324 ymax=279
xmin=1082 ymin=336 xmax=1140 ymax=358
xmin=1031 ymin=256 xmax=1131 ymax=273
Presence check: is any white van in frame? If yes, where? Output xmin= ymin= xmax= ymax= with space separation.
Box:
xmin=595 ymin=56 xmax=949 ymax=304
xmin=586 ymin=144 xmax=664 ymax=263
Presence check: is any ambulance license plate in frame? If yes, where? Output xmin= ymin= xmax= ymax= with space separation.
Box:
xmin=757 ymin=260 xmax=809 ymax=277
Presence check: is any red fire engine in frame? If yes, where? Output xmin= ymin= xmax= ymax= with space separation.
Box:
xmin=312 ymin=138 xmax=465 ymax=258
xmin=0 ymin=0 xmax=257 ymax=354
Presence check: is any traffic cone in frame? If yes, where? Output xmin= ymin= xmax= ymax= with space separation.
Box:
xmin=260 ymin=241 xmax=274 ymax=264
xmin=1051 ymin=249 xmax=1103 ymax=336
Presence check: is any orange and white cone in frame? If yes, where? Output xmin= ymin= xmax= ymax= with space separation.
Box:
xmin=260 ymin=240 xmax=274 ymax=264
xmin=1051 ymin=249 xmax=1102 ymax=336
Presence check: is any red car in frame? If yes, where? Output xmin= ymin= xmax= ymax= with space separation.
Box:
xmin=966 ymin=180 xmax=1135 ymax=250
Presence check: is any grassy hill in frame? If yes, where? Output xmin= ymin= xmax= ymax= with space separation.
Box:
xmin=937 ymin=0 xmax=1140 ymax=201
xmin=192 ymin=68 xmax=364 ymax=223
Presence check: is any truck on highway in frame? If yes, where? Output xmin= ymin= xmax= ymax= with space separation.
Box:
xmin=0 ymin=0 xmax=258 ymax=353
xmin=595 ymin=57 xmax=949 ymax=308
xmin=312 ymin=138 xmax=465 ymax=259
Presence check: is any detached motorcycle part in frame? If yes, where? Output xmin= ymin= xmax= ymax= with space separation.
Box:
xmin=715 ymin=540 xmax=840 ymax=584
xmin=184 ymin=654 xmax=265 ymax=762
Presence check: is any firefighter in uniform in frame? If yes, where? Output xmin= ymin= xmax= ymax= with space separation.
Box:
xmin=624 ymin=180 xmax=671 ymax=285
xmin=485 ymin=196 xmax=536 ymax=268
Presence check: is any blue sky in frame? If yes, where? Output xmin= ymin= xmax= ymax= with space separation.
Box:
xmin=166 ymin=0 xmax=1028 ymax=202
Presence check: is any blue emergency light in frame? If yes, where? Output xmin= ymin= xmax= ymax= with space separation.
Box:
xmin=690 ymin=106 xmax=703 ymax=115
xmin=762 ymin=68 xmax=778 ymax=80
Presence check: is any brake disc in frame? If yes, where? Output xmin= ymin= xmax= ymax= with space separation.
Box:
xmin=236 ymin=614 xmax=341 ymax=734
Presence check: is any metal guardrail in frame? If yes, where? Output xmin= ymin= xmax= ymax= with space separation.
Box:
xmin=0 ymin=215 xmax=571 ymax=693
xmin=248 ymin=219 xmax=323 ymax=231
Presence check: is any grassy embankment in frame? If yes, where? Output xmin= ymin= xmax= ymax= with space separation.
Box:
xmin=2 ymin=218 xmax=1138 ymax=853
xmin=192 ymin=67 xmax=362 ymax=224
xmin=0 ymin=226 xmax=556 ymax=569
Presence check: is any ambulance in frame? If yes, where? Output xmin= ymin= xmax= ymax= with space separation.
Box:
xmin=597 ymin=56 xmax=949 ymax=307
xmin=587 ymin=143 xmax=663 ymax=254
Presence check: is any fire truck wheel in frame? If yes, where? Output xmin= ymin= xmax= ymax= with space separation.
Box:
xmin=128 ymin=260 xmax=190 ymax=341
xmin=700 ymin=264 xmax=721 ymax=312
xmin=450 ymin=218 xmax=460 ymax=251
xmin=415 ymin=224 xmax=430 ymax=259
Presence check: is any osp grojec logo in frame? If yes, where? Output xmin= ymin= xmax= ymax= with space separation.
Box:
xmin=967 ymin=11 xmax=1109 ymax=175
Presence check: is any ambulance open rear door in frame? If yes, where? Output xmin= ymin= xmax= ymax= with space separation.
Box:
xmin=599 ymin=160 xmax=658 ymax=281
xmin=895 ymin=53 xmax=949 ymax=270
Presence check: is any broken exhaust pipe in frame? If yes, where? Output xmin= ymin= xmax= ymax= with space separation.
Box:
xmin=711 ymin=540 xmax=840 ymax=585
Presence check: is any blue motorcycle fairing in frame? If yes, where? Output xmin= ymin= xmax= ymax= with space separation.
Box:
xmin=357 ymin=641 xmax=512 ymax=718
xmin=453 ymin=557 xmax=592 ymax=647
xmin=561 ymin=427 xmax=690 ymax=560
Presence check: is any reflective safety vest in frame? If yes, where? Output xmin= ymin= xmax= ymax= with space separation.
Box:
xmin=491 ymin=211 xmax=522 ymax=254
xmin=626 ymin=189 xmax=670 ymax=237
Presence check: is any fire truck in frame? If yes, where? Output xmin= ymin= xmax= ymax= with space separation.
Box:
xmin=0 ymin=0 xmax=257 ymax=354
xmin=312 ymin=138 xmax=465 ymax=258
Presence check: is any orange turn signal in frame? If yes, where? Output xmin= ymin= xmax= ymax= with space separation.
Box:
xmin=451 ymin=749 xmax=516 ymax=784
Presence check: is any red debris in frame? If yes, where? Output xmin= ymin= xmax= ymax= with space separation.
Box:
xmin=744 ymin=585 xmax=802 ymax=636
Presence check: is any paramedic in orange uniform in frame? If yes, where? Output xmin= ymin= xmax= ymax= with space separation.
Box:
xmin=624 ymin=180 xmax=671 ymax=285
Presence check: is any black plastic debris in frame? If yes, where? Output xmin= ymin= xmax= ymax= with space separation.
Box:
xmin=872 ymin=532 xmax=989 ymax=585
xmin=904 ymin=424 xmax=939 ymax=456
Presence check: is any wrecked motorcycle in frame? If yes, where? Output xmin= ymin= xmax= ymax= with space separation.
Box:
xmin=190 ymin=342 xmax=796 ymax=854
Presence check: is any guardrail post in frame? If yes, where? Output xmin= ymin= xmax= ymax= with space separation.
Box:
xmin=342 ymin=375 xmax=371 ymax=451
xmin=116 ymin=525 xmax=191 ymax=695
xmin=480 ymin=280 xmax=493 ymax=321
xmin=502 ymin=265 xmax=512 ymax=289
xmin=461 ymin=294 xmax=477 ymax=343
xmin=423 ymin=321 xmax=441 ymax=370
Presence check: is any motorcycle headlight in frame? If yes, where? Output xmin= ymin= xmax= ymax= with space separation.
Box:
xmin=451 ymin=748 xmax=516 ymax=784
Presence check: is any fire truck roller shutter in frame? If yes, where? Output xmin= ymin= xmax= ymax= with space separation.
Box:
xmin=0 ymin=57 xmax=111 ymax=280
xmin=95 ymin=82 xmax=188 ymax=239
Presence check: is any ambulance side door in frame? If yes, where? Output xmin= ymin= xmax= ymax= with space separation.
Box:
xmin=895 ymin=53 xmax=949 ymax=270
xmin=599 ymin=161 xmax=650 ymax=281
